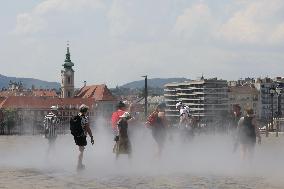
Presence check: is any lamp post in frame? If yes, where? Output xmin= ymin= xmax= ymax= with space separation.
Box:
xmin=269 ymin=87 xmax=276 ymax=135
xmin=276 ymin=85 xmax=283 ymax=137
xmin=142 ymin=75 xmax=148 ymax=119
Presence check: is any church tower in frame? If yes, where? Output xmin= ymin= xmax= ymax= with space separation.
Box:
xmin=61 ymin=44 xmax=75 ymax=98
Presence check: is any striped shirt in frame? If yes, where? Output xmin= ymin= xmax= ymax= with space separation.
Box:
xmin=43 ymin=112 xmax=60 ymax=138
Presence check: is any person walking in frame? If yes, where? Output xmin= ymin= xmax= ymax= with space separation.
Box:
xmin=43 ymin=105 xmax=60 ymax=155
xmin=70 ymin=104 xmax=94 ymax=171
xmin=113 ymin=112 xmax=132 ymax=159
xmin=111 ymin=101 xmax=127 ymax=133
xmin=176 ymin=102 xmax=194 ymax=142
xmin=237 ymin=108 xmax=261 ymax=161
xmin=146 ymin=102 xmax=168 ymax=158
xmin=231 ymin=104 xmax=242 ymax=152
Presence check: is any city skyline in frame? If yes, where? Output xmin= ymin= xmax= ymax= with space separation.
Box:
xmin=1 ymin=0 xmax=284 ymax=88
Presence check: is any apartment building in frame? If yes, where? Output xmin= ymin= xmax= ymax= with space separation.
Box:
xmin=164 ymin=77 xmax=228 ymax=123
xmin=254 ymin=77 xmax=284 ymax=121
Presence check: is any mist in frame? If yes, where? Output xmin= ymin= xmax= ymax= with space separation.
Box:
xmin=1 ymin=116 xmax=284 ymax=183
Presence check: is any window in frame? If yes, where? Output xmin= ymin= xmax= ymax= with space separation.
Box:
xmin=68 ymin=77 xmax=71 ymax=84
xmin=68 ymin=91 xmax=71 ymax=97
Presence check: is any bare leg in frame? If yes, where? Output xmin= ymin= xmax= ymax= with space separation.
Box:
xmin=240 ymin=144 xmax=247 ymax=160
xmin=46 ymin=138 xmax=55 ymax=160
xmin=77 ymin=146 xmax=85 ymax=170
xmin=157 ymin=144 xmax=163 ymax=159
xmin=247 ymin=144 xmax=255 ymax=164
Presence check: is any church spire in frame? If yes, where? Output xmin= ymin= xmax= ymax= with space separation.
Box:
xmin=63 ymin=41 xmax=74 ymax=68
xmin=65 ymin=41 xmax=71 ymax=62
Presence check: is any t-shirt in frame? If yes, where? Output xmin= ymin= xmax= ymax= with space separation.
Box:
xmin=111 ymin=109 xmax=125 ymax=135
xmin=111 ymin=110 xmax=125 ymax=129
xmin=180 ymin=106 xmax=191 ymax=116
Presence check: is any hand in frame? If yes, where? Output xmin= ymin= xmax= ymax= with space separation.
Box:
xmin=90 ymin=136 xmax=94 ymax=145
xmin=258 ymin=138 xmax=261 ymax=145
xmin=114 ymin=136 xmax=119 ymax=142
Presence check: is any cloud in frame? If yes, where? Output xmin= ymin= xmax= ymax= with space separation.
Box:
xmin=173 ymin=2 xmax=215 ymax=40
xmin=107 ymin=0 xmax=133 ymax=37
xmin=14 ymin=13 xmax=47 ymax=34
xmin=219 ymin=0 xmax=284 ymax=45
xmin=5 ymin=0 xmax=284 ymax=87
xmin=13 ymin=0 xmax=105 ymax=35
xmin=106 ymin=0 xmax=177 ymax=40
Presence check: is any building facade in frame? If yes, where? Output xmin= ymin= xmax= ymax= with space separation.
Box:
xmin=228 ymin=85 xmax=259 ymax=116
xmin=254 ymin=77 xmax=284 ymax=121
xmin=164 ymin=77 xmax=229 ymax=123
xmin=0 ymin=96 xmax=95 ymax=134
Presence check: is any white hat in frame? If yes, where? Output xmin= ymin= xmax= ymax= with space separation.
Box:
xmin=119 ymin=112 xmax=131 ymax=119
xmin=50 ymin=105 xmax=58 ymax=111
xmin=175 ymin=102 xmax=182 ymax=109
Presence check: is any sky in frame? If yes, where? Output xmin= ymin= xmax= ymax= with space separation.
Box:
xmin=0 ymin=0 xmax=284 ymax=88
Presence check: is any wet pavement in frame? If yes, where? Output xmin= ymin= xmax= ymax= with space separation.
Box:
xmin=1 ymin=132 xmax=284 ymax=189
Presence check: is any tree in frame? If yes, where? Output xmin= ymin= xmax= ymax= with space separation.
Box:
xmin=2 ymin=108 xmax=17 ymax=135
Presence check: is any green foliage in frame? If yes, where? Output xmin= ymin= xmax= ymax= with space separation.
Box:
xmin=2 ymin=108 xmax=17 ymax=133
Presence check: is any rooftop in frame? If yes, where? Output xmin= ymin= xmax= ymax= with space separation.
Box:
xmin=0 ymin=96 xmax=94 ymax=109
xmin=75 ymin=84 xmax=116 ymax=101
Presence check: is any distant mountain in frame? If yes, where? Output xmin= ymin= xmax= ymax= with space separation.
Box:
xmin=121 ymin=78 xmax=189 ymax=89
xmin=0 ymin=74 xmax=60 ymax=89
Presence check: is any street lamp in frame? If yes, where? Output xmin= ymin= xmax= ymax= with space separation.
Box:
xmin=276 ymin=86 xmax=282 ymax=116
xmin=142 ymin=75 xmax=148 ymax=119
xmin=275 ymin=85 xmax=283 ymax=137
xmin=269 ymin=87 xmax=276 ymax=135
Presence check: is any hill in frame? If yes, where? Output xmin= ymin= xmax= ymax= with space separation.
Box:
xmin=121 ymin=78 xmax=189 ymax=89
xmin=0 ymin=74 xmax=60 ymax=89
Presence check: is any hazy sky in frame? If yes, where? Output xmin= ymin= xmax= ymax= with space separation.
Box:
xmin=1 ymin=0 xmax=284 ymax=87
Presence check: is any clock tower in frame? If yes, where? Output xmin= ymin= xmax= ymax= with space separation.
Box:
xmin=61 ymin=44 xmax=75 ymax=98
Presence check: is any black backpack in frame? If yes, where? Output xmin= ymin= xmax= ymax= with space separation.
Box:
xmin=70 ymin=114 xmax=84 ymax=137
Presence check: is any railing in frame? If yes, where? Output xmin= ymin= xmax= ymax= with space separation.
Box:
xmin=0 ymin=115 xmax=95 ymax=135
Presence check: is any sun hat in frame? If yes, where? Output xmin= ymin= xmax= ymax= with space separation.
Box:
xmin=50 ymin=105 xmax=58 ymax=111
xmin=175 ymin=102 xmax=182 ymax=109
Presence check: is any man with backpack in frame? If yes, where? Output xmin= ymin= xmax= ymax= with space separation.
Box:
xmin=70 ymin=104 xmax=94 ymax=170
xmin=43 ymin=105 xmax=60 ymax=155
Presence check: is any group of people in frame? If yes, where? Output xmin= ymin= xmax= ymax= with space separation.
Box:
xmin=42 ymin=100 xmax=262 ymax=171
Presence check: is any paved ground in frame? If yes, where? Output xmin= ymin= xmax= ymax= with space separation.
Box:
xmin=1 ymin=130 xmax=284 ymax=189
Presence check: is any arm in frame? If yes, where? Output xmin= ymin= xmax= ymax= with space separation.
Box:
xmin=252 ymin=118 xmax=261 ymax=143
xmin=85 ymin=123 xmax=93 ymax=137
xmin=83 ymin=116 xmax=94 ymax=144
xmin=43 ymin=117 xmax=47 ymax=129
xmin=236 ymin=117 xmax=244 ymax=137
xmin=85 ymin=123 xmax=94 ymax=145
xmin=113 ymin=120 xmax=122 ymax=142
